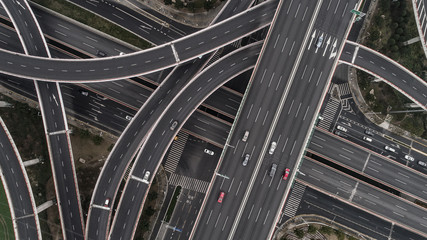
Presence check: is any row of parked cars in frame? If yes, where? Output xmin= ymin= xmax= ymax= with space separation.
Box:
xmin=335 ymin=125 xmax=425 ymax=167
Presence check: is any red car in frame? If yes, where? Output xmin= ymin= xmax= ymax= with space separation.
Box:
xmin=217 ymin=192 xmax=225 ymax=203
xmin=282 ymin=168 xmax=290 ymax=180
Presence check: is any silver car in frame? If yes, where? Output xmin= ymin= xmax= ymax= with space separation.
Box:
xmin=242 ymin=154 xmax=250 ymax=166
xmin=170 ymin=120 xmax=178 ymax=131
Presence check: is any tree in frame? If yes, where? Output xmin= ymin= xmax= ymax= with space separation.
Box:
xmin=175 ymin=0 xmax=184 ymax=9
xmin=294 ymin=228 xmax=305 ymax=239
xmin=92 ymin=135 xmax=104 ymax=145
xmin=307 ymin=225 xmax=317 ymax=234
xmin=164 ymin=0 xmax=172 ymax=5
xmin=319 ymin=226 xmax=333 ymax=235
xmin=204 ymin=0 xmax=214 ymax=11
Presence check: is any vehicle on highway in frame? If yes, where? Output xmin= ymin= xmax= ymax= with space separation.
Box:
xmin=79 ymin=89 xmax=88 ymax=96
xmin=104 ymin=198 xmax=110 ymax=207
xmin=315 ymin=34 xmax=324 ymax=48
xmin=336 ymin=125 xmax=347 ymax=132
xmin=242 ymin=154 xmax=250 ymax=166
xmin=204 ymin=149 xmax=214 ymax=155
xmin=269 ymin=164 xmax=277 ymax=177
xmin=365 ymin=129 xmax=374 ymax=136
xmin=418 ymin=161 xmax=427 ymax=167
xmin=384 ymin=145 xmax=396 ymax=153
xmin=96 ymin=94 xmax=107 ymax=100
xmin=404 ymin=155 xmax=414 ymax=161
xmin=217 ymin=191 xmax=225 ymax=203
xmin=363 ymin=136 xmax=372 ymax=142
xmin=143 ymin=171 xmax=150 ymax=182
xmin=170 ymin=120 xmax=179 ymax=131
xmin=125 ymin=115 xmax=133 ymax=121
xmin=242 ymin=130 xmax=250 ymax=142
xmin=318 ymin=115 xmax=324 ymax=121
xmin=282 ymin=168 xmax=290 ymax=180
xmin=269 ymin=141 xmax=277 ymax=155
xmin=96 ymin=50 xmax=107 ymax=57
xmin=335 ymin=131 xmax=346 ymax=137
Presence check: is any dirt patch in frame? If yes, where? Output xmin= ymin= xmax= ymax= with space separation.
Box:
xmin=69 ymin=126 xmax=116 ymax=217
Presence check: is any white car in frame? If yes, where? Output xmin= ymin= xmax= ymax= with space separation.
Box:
xmin=404 ymin=155 xmax=414 ymax=161
xmin=125 ymin=115 xmax=133 ymax=121
xmin=142 ymin=171 xmax=151 ymax=183
xmin=269 ymin=142 xmax=277 ymax=155
xmin=384 ymin=145 xmax=396 ymax=153
xmin=204 ymin=149 xmax=214 ymax=155
xmin=363 ymin=136 xmax=372 ymax=142
xmin=336 ymin=125 xmax=348 ymax=132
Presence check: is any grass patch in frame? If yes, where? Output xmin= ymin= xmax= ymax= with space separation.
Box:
xmin=31 ymin=0 xmax=152 ymax=49
xmin=165 ymin=186 xmax=181 ymax=222
xmin=0 ymin=183 xmax=14 ymax=240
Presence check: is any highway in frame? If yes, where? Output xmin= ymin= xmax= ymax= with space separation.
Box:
xmin=340 ymin=41 xmax=427 ymax=110
xmin=191 ymin=0 xmax=358 ymax=238
xmin=107 ymin=41 xmax=262 ymax=240
xmin=0 ymin=0 xmax=276 ymax=82
xmin=0 ymin=118 xmax=40 ymax=239
xmin=298 ymin=157 xmax=427 ymax=237
xmin=66 ymin=0 xmax=194 ymax=44
xmin=0 ymin=0 xmax=84 ymax=238
xmin=309 ymin=128 xmax=427 ymax=202
xmin=293 ymin=185 xmax=427 ymax=240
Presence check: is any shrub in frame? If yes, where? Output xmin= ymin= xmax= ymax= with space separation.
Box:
xmin=294 ymin=228 xmax=305 ymax=239
xmin=319 ymin=226 xmax=333 ymax=235
xmin=307 ymin=225 xmax=317 ymax=234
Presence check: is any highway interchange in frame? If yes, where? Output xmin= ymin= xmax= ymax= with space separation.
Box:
xmin=0 ymin=0 xmax=426 ymax=239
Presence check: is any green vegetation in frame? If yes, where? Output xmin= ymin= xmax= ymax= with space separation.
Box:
xmin=363 ymin=0 xmax=426 ymax=77
xmin=165 ymin=186 xmax=181 ymax=222
xmin=72 ymin=128 xmax=106 ymax=145
xmin=307 ymin=224 xmax=317 ymax=234
xmin=319 ymin=225 xmax=333 ymax=235
xmin=31 ymin=0 xmax=152 ymax=49
xmin=358 ymin=0 xmax=427 ymax=137
xmin=0 ymin=184 xmax=14 ymax=240
xmin=334 ymin=229 xmax=346 ymax=240
xmin=293 ymin=228 xmax=305 ymax=238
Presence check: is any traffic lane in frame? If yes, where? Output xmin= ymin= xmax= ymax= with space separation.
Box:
xmin=0 ymin=127 xmax=39 ymax=238
xmin=164 ymin=189 xmax=205 ymax=240
xmin=354 ymin=48 xmax=427 ymax=107
xmin=48 ymin=133 xmax=84 ymax=239
xmin=353 ymin=182 xmax=427 ymax=236
xmin=183 ymin=110 xmax=231 ymax=147
xmin=108 ymin=179 xmax=150 ymax=240
xmin=202 ymin=87 xmax=242 ymax=118
xmin=0 ymin=23 xmax=24 ymax=53
xmin=86 ymin=44 xmax=215 ymax=240
xmin=299 ymin=158 xmax=357 ymax=199
xmin=193 ymin=0 xmax=321 ymax=237
xmin=16 ymin=217 xmax=39 ymax=240
xmin=311 ymin=128 xmax=427 ymax=201
xmin=29 ymin=5 xmax=138 ymax=55
xmin=196 ymin=0 xmax=324 ymax=237
xmin=364 ymin=154 xmax=427 ymax=201
xmin=301 ymin=158 xmax=427 ymax=237
xmin=214 ymin=0 xmax=256 ymax=23
xmin=309 ymin=130 xmax=370 ymax=172
xmin=36 ymin=82 xmax=66 ymax=132
xmin=0 ymin=0 xmax=276 ymax=82
xmin=297 ymin=185 xmax=391 ymax=240
xmin=87 ymin=44 xmax=242 ymax=240
xmin=108 ymin=43 xmax=262 ymax=239
xmin=169 ymin=0 xmax=277 ymax=58
xmin=0 ymin=0 xmax=47 ymax=56
xmin=67 ymin=0 xmax=183 ymax=44
xmin=124 ymin=0 xmax=196 ymax=34
xmin=392 ymin=224 xmax=427 ymax=240
xmin=85 ymin=207 xmax=110 ymax=240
